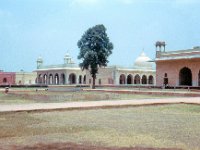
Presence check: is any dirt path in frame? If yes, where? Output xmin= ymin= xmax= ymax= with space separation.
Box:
xmin=7 ymin=142 xmax=181 ymax=150
xmin=0 ymin=97 xmax=200 ymax=113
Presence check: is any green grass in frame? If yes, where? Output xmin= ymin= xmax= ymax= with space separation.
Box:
xmin=0 ymin=104 xmax=200 ymax=149
xmin=0 ymin=90 xmax=173 ymax=104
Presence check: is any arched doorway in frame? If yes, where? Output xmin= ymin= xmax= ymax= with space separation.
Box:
xmin=83 ymin=75 xmax=86 ymax=84
xmin=127 ymin=74 xmax=133 ymax=84
xmin=49 ymin=74 xmax=53 ymax=84
xmin=54 ymin=74 xmax=59 ymax=85
xmin=69 ymin=73 xmax=76 ymax=84
xmin=163 ymin=73 xmax=168 ymax=86
xmin=134 ymin=74 xmax=140 ymax=84
xmin=61 ymin=73 xmax=66 ymax=85
xmin=142 ymin=75 xmax=147 ymax=84
xmin=43 ymin=74 xmax=47 ymax=84
xmin=148 ymin=75 xmax=154 ymax=85
xmin=119 ymin=74 xmax=126 ymax=84
xmin=179 ymin=67 xmax=192 ymax=86
xmin=3 ymin=78 xmax=7 ymax=83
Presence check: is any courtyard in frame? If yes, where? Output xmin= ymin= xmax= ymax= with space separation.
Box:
xmin=0 ymin=103 xmax=200 ymax=150
xmin=0 ymin=88 xmax=200 ymax=150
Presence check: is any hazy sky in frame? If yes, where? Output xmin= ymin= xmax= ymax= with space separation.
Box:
xmin=0 ymin=0 xmax=200 ymax=72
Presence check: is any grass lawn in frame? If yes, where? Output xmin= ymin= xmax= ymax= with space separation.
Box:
xmin=0 ymin=104 xmax=200 ymax=150
xmin=0 ymin=90 xmax=174 ymax=104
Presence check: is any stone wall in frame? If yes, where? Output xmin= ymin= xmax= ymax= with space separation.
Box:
xmin=156 ymin=59 xmax=200 ymax=86
xmin=0 ymin=72 xmax=15 ymax=85
xmin=15 ymin=72 xmax=37 ymax=85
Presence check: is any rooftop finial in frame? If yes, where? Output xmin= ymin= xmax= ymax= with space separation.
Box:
xmin=155 ymin=41 xmax=166 ymax=52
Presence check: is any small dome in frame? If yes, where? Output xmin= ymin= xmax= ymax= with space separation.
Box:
xmin=134 ymin=52 xmax=153 ymax=69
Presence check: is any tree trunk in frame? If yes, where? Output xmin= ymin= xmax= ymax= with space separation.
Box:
xmin=92 ymin=76 xmax=96 ymax=89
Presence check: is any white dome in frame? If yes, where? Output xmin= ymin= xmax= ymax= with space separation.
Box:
xmin=134 ymin=52 xmax=153 ymax=69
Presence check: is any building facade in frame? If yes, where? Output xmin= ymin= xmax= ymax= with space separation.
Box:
xmin=155 ymin=41 xmax=200 ymax=87
xmin=15 ymin=72 xmax=37 ymax=85
xmin=36 ymin=52 xmax=156 ymax=86
xmin=36 ymin=53 xmax=86 ymax=85
xmin=0 ymin=72 xmax=15 ymax=85
xmin=0 ymin=71 xmax=37 ymax=86
xmin=86 ymin=52 xmax=155 ymax=86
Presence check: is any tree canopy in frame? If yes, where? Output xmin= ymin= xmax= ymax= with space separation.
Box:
xmin=77 ymin=24 xmax=113 ymax=88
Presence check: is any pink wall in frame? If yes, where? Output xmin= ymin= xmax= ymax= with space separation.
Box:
xmin=0 ymin=72 xmax=16 ymax=85
xmin=156 ymin=58 xmax=200 ymax=86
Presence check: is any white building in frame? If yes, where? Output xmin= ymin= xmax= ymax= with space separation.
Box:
xmin=36 ymin=51 xmax=156 ymax=86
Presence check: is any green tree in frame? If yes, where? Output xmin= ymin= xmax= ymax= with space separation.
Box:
xmin=77 ymin=24 xmax=113 ymax=89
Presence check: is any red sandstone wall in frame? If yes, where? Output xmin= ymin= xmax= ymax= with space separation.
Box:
xmin=0 ymin=72 xmax=16 ymax=85
xmin=156 ymin=59 xmax=200 ymax=86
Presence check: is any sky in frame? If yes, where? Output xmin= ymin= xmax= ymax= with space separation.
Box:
xmin=0 ymin=0 xmax=200 ymax=72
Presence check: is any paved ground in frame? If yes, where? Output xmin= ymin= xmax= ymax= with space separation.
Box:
xmin=0 ymin=97 xmax=200 ymax=113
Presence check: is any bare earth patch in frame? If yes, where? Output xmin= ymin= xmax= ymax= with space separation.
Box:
xmin=0 ymin=90 xmax=173 ymax=104
xmin=9 ymin=142 xmax=181 ymax=150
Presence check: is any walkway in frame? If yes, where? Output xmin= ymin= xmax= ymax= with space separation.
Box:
xmin=0 ymin=97 xmax=200 ymax=113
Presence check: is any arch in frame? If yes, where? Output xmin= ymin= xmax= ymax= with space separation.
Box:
xmin=142 ymin=75 xmax=147 ymax=84
xmin=61 ymin=73 xmax=66 ymax=85
xmin=83 ymin=75 xmax=86 ymax=84
xmin=54 ymin=73 xmax=59 ymax=85
xmin=134 ymin=74 xmax=140 ymax=84
xmin=163 ymin=73 xmax=168 ymax=86
xmin=43 ymin=74 xmax=47 ymax=84
xmin=148 ymin=75 xmax=154 ymax=85
xmin=127 ymin=74 xmax=133 ymax=84
xmin=179 ymin=67 xmax=192 ymax=86
xmin=69 ymin=73 xmax=76 ymax=84
xmin=119 ymin=74 xmax=126 ymax=84
xmin=79 ymin=75 xmax=82 ymax=84
xmin=49 ymin=74 xmax=53 ymax=85
xmin=3 ymin=78 xmax=7 ymax=83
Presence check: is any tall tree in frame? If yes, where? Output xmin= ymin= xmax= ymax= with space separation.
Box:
xmin=77 ymin=24 xmax=113 ymax=89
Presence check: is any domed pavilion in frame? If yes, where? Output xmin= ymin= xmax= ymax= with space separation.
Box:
xmin=35 ymin=51 xmax=156 ymax=86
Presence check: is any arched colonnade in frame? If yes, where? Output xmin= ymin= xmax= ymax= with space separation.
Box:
xmin=37 ymin=73 xmax=86 ymax=85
